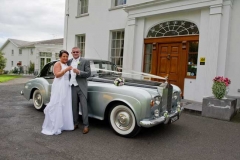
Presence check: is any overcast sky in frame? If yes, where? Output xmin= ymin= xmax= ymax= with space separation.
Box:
xmin=0 ymin=0 xmax=65 ymax=47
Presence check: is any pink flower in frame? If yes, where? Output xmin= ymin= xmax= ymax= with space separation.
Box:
xmin=213 ymin=76 xmax=231 ymax=87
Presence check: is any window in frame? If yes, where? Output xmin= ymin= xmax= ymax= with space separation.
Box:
xmin=19 ymin=49 xmax=22 ymax=55
xmin=187 ymin=41 xmax=198 ymax=77
xmin=78 ymin=0 xmax=88 ymax=15
xmin=12 ymin=50 xmax=14 ymax=55
xmin=55 ymin=53 xmax=59 ymax=60
xmin=39 ymin=52 xmax=52 ymax=70
xmin=143 ymin=44 xmax=153 ymax=73
xmin=114 ymin=0 xmax=126 ymax=6
xmin=30 ymin=48 xmax=33 ymax=55
xmin=91 ymin=61 xmax=118 ymax=76
xmin=147 ymin=20 xmax=199 ymax=38
xmin=11 ymin=61 xmax=13 ymax=67
xmin=110 ymin=30 xmax=124 ymax=68
xmin=76 ymin=35 xmax=86 ymax=57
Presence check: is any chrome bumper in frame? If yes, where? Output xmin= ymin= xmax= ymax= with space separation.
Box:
xmin=140 ymin=106 xmax=184 ymax=128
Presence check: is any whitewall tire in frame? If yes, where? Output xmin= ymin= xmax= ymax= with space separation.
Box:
xmin=33 ymin=89 xmax=45 ymax=111
xmin=109 ymin=104 xmax=141 ymax=137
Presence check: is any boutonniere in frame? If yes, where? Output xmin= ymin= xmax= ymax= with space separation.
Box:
xmin=78 ymin=61 xmax=81 ymax=65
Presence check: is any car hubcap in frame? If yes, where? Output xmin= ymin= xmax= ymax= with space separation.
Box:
xmin=114 ymin=110 xmax=132 ymax=131
xmin=34 ymin=93 xmax=42 ymax=108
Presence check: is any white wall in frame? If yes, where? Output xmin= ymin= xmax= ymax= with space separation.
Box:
xmin=64 ymin=0 xmax=239 ymax=102
xmin=34 ymin=44 xmax=63 ymax=71
xmin=64 ymin=0 xmax=128 ymax=59
xmin=1 ymin=42 xmax=34 ymax=71
xmin=127 ymin=0 xmax=153 ymax=5
xmin=227 ymin=0 xmax=240 ymax=96
xmin=2 ymin=42 xmax=19 ymax=71
xmin=2 ymin=42 xmax=63 ymax=73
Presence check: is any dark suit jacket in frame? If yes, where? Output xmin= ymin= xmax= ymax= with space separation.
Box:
xmin=67 ymin=58 xmax=91 ymax=98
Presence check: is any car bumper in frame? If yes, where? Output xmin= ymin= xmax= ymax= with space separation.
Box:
xmin=139 ymin=106 xmax=184 ymax=128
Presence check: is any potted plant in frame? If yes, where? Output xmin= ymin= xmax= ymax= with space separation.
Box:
xmin=212 ymin=76 xmax=231 ymax=99
xmin=202 ymin=76 xmax=237 ymax=121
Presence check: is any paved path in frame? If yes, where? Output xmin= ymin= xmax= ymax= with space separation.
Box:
xmin=1 ymin=83 xmax=240 ymax=160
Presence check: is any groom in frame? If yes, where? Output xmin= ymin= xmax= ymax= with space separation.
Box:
xmin=68 ymin=47 xmax=91 ymax=134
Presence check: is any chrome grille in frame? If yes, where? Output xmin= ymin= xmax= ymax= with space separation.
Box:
xmin=160 ymin=83 xmax=173 ymax=112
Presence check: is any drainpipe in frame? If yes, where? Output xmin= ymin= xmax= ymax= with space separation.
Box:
xmin=65 ymin=0 xmax=69 ymax=50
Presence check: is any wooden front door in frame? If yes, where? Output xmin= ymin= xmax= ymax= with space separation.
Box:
xmin=157 ymin=43 xmax=181 ymax=86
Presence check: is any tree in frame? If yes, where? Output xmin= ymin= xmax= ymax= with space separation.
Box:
xmin=28 ymin=61 xmax=35 ymax=74
xmin=0 ymin=51 xmax=7 ymax=74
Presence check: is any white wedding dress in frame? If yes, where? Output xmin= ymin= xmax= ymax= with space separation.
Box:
xmin=41 ymin=63 xmax=74 ymax=135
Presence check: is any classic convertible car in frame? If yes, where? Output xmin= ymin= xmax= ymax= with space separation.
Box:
xmin=21 ymin=59 xmax=183 ymax=137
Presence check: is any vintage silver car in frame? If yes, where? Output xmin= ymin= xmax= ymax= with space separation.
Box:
xmin=21 ymin=59 xmax=183 ymax=137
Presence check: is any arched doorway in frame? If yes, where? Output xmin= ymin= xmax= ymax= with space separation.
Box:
xmin=143 ymin=20 xmax=199 ymax=96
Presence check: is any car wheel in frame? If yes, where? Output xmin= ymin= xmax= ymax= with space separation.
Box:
xmin=33 ymin=89 xmax=45 ymax=111
xmin=109 ymin=104 xmax=141 ymax=137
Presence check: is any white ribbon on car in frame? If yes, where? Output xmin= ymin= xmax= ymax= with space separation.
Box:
xmin=93 ymin=68 xmax=167 ymax=81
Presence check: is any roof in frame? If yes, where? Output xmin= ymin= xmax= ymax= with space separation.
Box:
xmin=9 ymin=39 xmax=31 ymax=47
xmin=23 ymin=38 xmax=63 ymax=47
xmin=0 ymin=38 xmax=63 ymax=50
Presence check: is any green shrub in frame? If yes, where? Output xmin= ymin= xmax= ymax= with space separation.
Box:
xmin=28 ymin=61 xmax=35 ymax=74
xmin=212 ymin=82 xmax=226 ymax=99
xmin=12 ymin=67 xmax=18 ymax=74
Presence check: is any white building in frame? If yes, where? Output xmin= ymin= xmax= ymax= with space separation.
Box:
xmin=64 ymin=0 xmax=239 ymax=102
xmin=0 ymin=38 xmax=63 ymax=74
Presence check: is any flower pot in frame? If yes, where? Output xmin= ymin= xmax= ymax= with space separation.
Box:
xmin=212 ymin=76 xmax=231 ymax=100
xmin=222 ymin=86 xmax=230 ymax=99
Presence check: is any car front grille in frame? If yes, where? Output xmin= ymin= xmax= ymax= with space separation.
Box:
xmin=161 ymin=83 xmax=173 ymax=113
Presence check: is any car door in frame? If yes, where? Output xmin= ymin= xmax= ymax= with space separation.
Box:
xmin=39 ymin=61 xmax=56 ymax=93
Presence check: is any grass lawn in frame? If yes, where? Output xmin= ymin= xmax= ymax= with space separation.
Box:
xmin=0 ymin=75 xmax=22 ymax=83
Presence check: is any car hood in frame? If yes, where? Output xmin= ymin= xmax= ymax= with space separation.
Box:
xmin=92 ymin=75 xmax=181 ymax=97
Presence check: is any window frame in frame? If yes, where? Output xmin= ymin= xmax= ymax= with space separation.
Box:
xmin=143 ymin=43 xmax=153 ymax=74
xmin=112 ymin=0 xmax=126 ymax=7
xmin=55 ymin=53 xmax=59 ymax=60
xmin=76 ymin=34 xmax=86 ymax=57
xmin=30 ymin=48 xmax=33 ymax=55
xmin=110 ymin=30 xmax=124 ymax=68
xmin=77 ymin=0 xmax=89 ymax=16
xmin=186 ymin=41 xmax=199 ymax=79
xmin=39 ymin=52 xmax=52 ymax=70
xmin=19 ymin=49 xmax=22 ymax=55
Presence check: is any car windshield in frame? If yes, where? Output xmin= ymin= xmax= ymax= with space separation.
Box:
xmin=38 ymin=60 xmax=120 ymax=78
xmin=90 ymin=61 xmax=119 ymax=76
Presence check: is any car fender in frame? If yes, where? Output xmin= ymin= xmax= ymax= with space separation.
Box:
xmin=29 ymin=78 xmax=51 ymax=105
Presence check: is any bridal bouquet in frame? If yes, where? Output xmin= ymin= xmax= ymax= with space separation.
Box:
xmin=212 ymin=76 xmax=231 ymax=99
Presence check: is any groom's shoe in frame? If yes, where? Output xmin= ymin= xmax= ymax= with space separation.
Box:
xmin=74 ymin=125 xmax=78 ymax=130
xmin=83 ymin=127 xmax=89 ymax=134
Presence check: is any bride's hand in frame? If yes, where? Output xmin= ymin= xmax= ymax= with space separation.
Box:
xmin=65 ymin=66 xmax=72 ymax=72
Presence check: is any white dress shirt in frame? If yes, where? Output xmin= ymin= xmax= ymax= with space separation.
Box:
xmin=70 ymin=57 xmax=80 ymax=86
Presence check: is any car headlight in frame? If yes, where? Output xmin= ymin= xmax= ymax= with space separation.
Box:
xmin=154 ymin=96 xmax=161 ymax=105
xmin=150 ymin=96 xmax=161 ymax=107
xmin=172 ymin=92 xmax=179 ymax=100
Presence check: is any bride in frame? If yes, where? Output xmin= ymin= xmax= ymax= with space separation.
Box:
xmin=41 ymin=50 xmax=74 ymax=135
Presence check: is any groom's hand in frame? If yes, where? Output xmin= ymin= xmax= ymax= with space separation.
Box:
xmin=73 ymin=68 xmax=80 ymax=75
